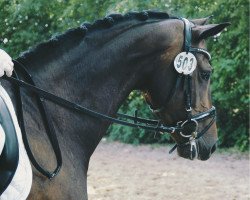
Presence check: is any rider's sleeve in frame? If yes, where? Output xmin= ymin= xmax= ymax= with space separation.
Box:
xmin=0 ymin=49 xmax=14 ymax=77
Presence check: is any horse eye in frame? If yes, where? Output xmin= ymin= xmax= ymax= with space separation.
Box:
xmin=200 ymin=71 xmax=211 ymax=81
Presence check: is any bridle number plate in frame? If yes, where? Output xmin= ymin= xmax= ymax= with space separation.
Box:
xmin=174 ymin=52 xmax=197 ymax=75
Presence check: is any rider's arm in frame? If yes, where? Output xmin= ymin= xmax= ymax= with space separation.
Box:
xmin=0 ymin=49 xmax=14 ymax=77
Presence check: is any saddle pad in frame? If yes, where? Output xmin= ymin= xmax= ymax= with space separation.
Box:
xmin=0 ymin=85 xmax=32 ymax=200
xmin=0 ymin=126 xmax=5 ymax=156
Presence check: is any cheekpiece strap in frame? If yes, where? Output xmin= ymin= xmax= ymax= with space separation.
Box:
xmin=182 ymin=18 xmax=192 ymax=53
xmin=182 ymin=18 xmax=212 ymax=60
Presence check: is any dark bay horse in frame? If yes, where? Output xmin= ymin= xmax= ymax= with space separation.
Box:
xmin=2 ymin=11 xmax=229 ymax=199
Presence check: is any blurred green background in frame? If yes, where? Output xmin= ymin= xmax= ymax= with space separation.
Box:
xmin=0 ymin=0 xmax=248 ymax=151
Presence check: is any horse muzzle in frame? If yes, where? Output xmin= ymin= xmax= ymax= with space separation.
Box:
xmin=176 ymin=137 xmax=218 ymax=161
xmin=196 ymin=138 xmax=218 ymax=161
xmin=176 ymin=141 xmax=198 ymax=160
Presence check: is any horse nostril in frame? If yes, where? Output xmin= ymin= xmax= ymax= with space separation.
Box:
xmin=210 ymin=143 xmax=217 ymax=154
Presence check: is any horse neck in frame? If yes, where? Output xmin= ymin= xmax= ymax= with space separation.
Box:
xmin=19 ymin=19 xmax=169 ymax=116
xmin=16 ymin=18 xmax=181 ymax=156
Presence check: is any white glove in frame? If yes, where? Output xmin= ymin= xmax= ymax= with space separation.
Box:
xmin=0 ymin=49 xmax=14 ymax=77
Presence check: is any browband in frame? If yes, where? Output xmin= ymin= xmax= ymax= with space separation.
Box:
xmin=190 ymin=47 xmax=211 ymax=60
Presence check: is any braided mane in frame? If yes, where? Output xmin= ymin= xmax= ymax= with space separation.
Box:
xmin=20 ymin=11 xmax=170 ymax=59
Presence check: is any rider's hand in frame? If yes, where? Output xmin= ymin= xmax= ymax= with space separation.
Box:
xmin=0 ymin=49 xmax=14 ymax=77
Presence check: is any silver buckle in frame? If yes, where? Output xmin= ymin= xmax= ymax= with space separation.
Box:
xmin=186 ymin=107 xmax=192 ymax=112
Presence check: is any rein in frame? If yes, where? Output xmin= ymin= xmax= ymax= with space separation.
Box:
xmin=2 ymin=17 xmax=216 ymax=179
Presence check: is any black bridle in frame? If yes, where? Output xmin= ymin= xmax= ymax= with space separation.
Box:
xmin=2 ymin=17 xmax=216 ymax=179
xmin=171 ymin=18 xmax=216 ymax=156
xmin=147 ymin=18 xmax=216 ymax=156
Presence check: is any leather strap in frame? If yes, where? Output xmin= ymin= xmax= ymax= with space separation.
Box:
xmin=182 ymin=18 xmax=192 ymax=52
xmin=11 ymin=62 xmax=62 ymax=179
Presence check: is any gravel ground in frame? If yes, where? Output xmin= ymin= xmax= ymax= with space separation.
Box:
xmin=88 ymin=140 xmax=249 ymax=200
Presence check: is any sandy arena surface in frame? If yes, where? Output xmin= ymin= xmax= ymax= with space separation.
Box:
xmin=87 ymin=140 xmax=249 ymax=200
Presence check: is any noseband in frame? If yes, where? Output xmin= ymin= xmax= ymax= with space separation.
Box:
xmin=148 ymin=18 xmax=216 ymax=157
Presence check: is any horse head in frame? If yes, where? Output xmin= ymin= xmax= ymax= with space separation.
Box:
xmin=143 ymin=17 xmax=230 ymax=160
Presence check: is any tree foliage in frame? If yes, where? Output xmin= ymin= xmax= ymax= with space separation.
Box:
xmin=0 ymin=0 xmax=248 ymax=150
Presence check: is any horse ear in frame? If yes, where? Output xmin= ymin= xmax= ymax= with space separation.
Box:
xmin=190 ymin=15 xmax=213 ymax=25
xmin=193 ymin=22 xmax=231 ymax=40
